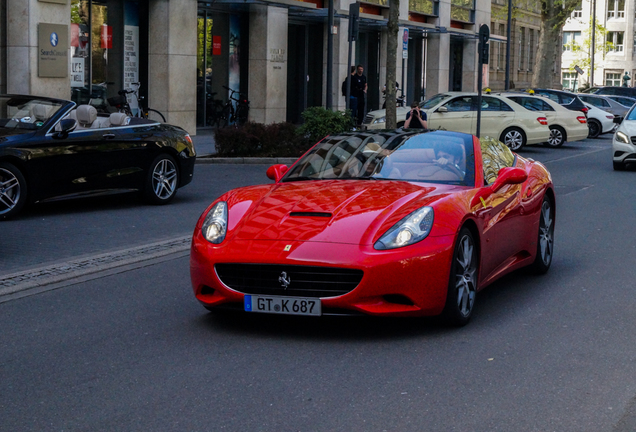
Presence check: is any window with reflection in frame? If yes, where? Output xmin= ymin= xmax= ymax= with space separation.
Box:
xmin=451 ymin=0 xmax=474 ymax=23
xmin=409 ymin=0 xmax=438 ymax=15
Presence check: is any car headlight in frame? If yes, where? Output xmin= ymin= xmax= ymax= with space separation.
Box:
xmin=374 ymin=207 xmax=434 ymax=250
xmin=201 ymin=201 xmax=227 ymax=244
xmin=373 ymin=116 xmax=386 ymax=124
xmin=615 ymin=131 xmax=630 ymax=144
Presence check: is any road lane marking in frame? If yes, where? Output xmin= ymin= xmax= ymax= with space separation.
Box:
xmin=0 ymin=235 xmax=191 ymax=302
xmin=541 ymin=147 xmax=608 ymax=164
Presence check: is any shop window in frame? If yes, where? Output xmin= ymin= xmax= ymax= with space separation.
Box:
xmin=606 ymin=72 xmax=622 ymax=86
xmin=518 ymin=27 xmax=525 ymax=70
xmin=70 ymin=0 xmax=142 ymax=111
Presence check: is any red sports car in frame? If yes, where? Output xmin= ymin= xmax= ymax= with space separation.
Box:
xmin=190 ymin=130 xmax=555 ymax=325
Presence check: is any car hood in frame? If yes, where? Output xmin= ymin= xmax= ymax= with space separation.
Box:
xmin=224 ymin=180 xmax=464 ymax=245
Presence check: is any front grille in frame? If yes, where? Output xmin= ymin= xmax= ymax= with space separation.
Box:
xmin=215 ymin=263 xmax=363 ymax=298
xmin=363 ymin=114 xmax=374 ymax=125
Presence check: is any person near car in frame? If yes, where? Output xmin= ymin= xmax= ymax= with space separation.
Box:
xmin=352 ymin=65 xmax=368 ymax=125
xmin=342 ymin=66 xmax=358 ymax=122
xmin=623 ymin=72 xmax=631 ymax=87
xmin=404 ymin=101 xmax=428 ymax=129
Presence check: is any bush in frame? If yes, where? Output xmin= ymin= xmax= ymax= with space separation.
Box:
xmin=297 ymin=106 xmax=355 ymax=143
xmin=214 ymin=122 xmax=313 ymax=157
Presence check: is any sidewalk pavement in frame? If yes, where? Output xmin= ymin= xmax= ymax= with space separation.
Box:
xmin=191 ymin=129 xmax=297 ymax=165
xmin=191 ymin=129 xmax=217 ymax=157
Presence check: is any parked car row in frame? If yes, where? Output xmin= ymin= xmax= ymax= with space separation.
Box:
xmin=362 ymin=89 xmax=610 ymax=150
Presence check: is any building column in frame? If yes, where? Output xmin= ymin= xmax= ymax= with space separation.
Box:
xmin=425 ymin=33 xmax=450 ymax=94
xmin=148 ymin=0 xmax=197 ymax=134
xmin=248 ymin=4 xmax=288 ymax=124
xmin=5 ymin=0 xmax=69 ymax=98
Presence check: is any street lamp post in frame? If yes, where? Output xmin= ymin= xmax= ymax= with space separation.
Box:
xmin=505 ymin=0 xmax=512 ymax=90
xmin=590 ymin=0 xmax=596 ymax=86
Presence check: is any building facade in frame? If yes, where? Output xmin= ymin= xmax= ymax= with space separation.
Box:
xmin=562 ymin=0 xmax=636 ymax=90
xmin=488 ymin=0 xmax=562 ymax=90
xmin=1 ymin=0 xmax=493 ymax=135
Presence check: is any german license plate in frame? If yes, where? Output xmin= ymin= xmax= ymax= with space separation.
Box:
xmin=244 ymin=295 xmax=321 ymax=316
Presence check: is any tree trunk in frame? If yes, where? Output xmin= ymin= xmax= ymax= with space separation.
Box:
xmin=531 ymin=0 xmax=563 ymax=88
xmin=386 ymin=0 xmax=399 ymax=128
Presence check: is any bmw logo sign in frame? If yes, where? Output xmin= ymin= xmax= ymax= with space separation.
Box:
xmin=50 ymin=32 xmax=59 ymax=47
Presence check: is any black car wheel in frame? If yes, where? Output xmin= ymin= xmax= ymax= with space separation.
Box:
xmin=144 ymin=154 xmax=179 ymax=205
xmin=545 ymin=126 xmax=566 ymax=147
xmin=443 ymin=227 xmax=478 ymax=326
xmin=531 ymin=195 xmax=554 ymax=274
xmin=0 ymin=162 xmax=28 ymax=221
xmin=588 ymin=119 xmax=601 ymax=138
xmin=500 ymin=127 xmax=526 ymax=151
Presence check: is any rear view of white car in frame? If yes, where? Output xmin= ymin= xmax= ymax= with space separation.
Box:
xmin=584 ymin=102 xmax=616 ymax=138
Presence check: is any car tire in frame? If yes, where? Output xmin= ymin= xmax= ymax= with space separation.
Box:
xmin=545 ymin=126 xmax=566 ymax=147
xmin=613 ymin=161 xmax=626 ymax=171
xmin=530 ymin=195 xmax=554 ymax=274
xmin=144 ymin=154 xmax=179 ymax=205
xmin=442 ymin=227 xmax=478 ymax=326
xmin=0 ymin=162 xmax=28 ymax=221
xmin=500 ymin=127 xmax=526 ymax=151
xmin=587 ymin=119 xmax=601 ymax=138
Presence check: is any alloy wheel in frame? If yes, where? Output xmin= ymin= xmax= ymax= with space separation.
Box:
xmin=588 ymin=120 xmax=601 ymax=138
xmin=152 ymin=158 xmax=178 ymax=200
xmin=538 ymin=199 xmax=554 ymax=267
xmin=454 ymin=234 xmax=477 ymax=317
xmin=0 ymin=167 xmax=21 ymax=216
xmin=504 ymin=130 xmax=524 ymax=150
xmin=547 ymin=128 xmax=564 ymax=147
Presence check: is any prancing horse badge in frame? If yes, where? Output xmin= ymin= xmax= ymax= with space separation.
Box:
xmin=284 ymin=245 xmax=292 ymax=251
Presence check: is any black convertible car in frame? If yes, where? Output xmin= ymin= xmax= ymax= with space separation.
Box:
xmin=0 ymin=95 xmax=196 ymax=220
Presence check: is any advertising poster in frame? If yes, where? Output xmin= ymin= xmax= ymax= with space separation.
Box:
xmin=71 ymin=58 xmax=84 ymax=87
xmin=124 ymin=1 xmax=140 ymax=90
xmin=229 ymin=15 xmax=240 ymax=105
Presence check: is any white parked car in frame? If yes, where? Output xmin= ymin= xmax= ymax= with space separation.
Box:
xmin=501 ymin=92 xmax=589 ymax=147
xmin=612 ymin=106 xmax=636 ymax=170
xmin=362 ymin=92 xmax=550 ymax=150
xmin=583 ymin=102 xmax=616 ymax=138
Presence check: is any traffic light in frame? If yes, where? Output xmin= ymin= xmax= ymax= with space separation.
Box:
xmin=349 ymin=2 xmax=360 ymax=42
xmin=478 ymin=24 xmax=490 ymax=65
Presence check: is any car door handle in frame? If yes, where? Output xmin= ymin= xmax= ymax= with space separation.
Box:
xmin=103 ymin=133 xmax=116 ymax=139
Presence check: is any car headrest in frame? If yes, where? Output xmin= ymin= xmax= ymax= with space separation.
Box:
xmin=109 ymin=112 xmax=130 ymax=126
xmin=32 ymin=104 xmax=50 ymax=121
xmin=389 ymin=148 xmax=436 ymax=163
xmin=76 ymin=104 xmax=97 ymax=127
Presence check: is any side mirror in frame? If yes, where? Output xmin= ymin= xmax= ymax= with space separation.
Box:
xmin=491 ymin=167 xmax=527 ymax=192
xmin=437 ymin=106 xmax=448 ymax=113
xmin=470 ymin=166 xmax=527 ymax=208
xmin=53 ymin=119 xmax=77 ymax=138
xmin=266 ymin=164 xmax=289 ymax=182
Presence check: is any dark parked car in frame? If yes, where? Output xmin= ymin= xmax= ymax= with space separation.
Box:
xmin=527 ymin=89 xmax=589 ymax=115
xmin=0 ymin=94 xmax=196 ymax=220
xmin=593 ymin=86 xmax=636 ymax=98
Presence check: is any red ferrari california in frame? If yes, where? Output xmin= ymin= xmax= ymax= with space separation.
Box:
xmin=190 ymin=130 xmax=555 ymax=325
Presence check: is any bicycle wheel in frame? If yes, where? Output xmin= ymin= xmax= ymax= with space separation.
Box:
xmin=145 ymin=108 xmax=166 ymax=123
xmin=236 ymin=104 xmax=249 ymax=125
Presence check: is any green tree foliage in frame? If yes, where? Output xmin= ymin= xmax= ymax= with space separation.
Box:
xmin=297 ymin=107 xmax=355 ymax=143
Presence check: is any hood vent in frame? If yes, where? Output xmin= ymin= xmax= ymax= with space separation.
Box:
xmin=289 ymin=212 xmax=332 ymax=218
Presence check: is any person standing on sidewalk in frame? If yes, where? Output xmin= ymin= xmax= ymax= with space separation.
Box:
xmin=342 ymin=66 xmax=358 ymax=122
xmin=352 ymin=65 xmax=367 ymax=125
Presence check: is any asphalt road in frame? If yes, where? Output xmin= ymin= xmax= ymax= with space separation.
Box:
xmin=2 ymin=136 xmax=636 ymax=431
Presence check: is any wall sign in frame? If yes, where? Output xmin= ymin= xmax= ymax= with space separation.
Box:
xmin=38 ymin=0 xmax=69 ymax=4
xmin=38 ymin=23 xmax=68 ymax=78
xmin=71 ymin=58 xmax=84 ymax=87
xmin=213 ymin=36 xmax=222 ymax=56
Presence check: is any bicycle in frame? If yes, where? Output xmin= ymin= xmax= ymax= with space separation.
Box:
xmin=108 ymin=82 xmax=166 ymax=123
xmin=219 ymin=85 xmax=249 ymax=127
xmin=205 ymin=91 xmax=225 ymax=127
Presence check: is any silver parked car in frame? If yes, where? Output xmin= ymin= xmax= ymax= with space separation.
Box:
xmin=578 ymin=94 xmax=628 ymax=122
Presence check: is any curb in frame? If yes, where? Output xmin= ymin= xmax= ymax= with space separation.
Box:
xmin=196 ymin=157 xmax=297 ymax=165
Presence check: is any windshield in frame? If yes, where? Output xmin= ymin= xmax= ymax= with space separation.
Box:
xmin=420 ymin=94 xmax=452 ymax=110
xmin=0 ymin=96 xmax=64 ymax=134
xmin=283 ymin=131 xmax=475 ymax=186
xmin=625 ymin=106 xmax=636 ymax=121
